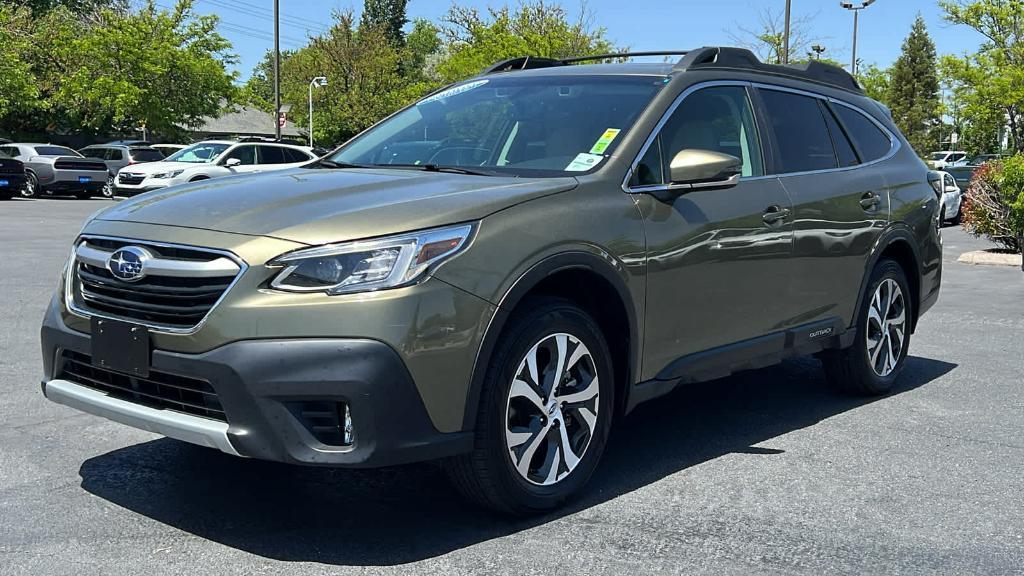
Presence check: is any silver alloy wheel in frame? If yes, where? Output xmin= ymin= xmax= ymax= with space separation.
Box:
xmin=505 ymin=333 xmax=600 ymax=486
xmin=22 ymin=174 xmax=36 ymax=197
xmin=866 ymin=278 xmax=907 ymax=377
xmin=102 ymin=176 xmax=115 ymax=198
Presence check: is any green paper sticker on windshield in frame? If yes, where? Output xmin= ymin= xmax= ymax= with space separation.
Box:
xmin=589 ymin=128 xmax=621 ymax=155
xmin=565 ymin=152 xmax=604 ymax=172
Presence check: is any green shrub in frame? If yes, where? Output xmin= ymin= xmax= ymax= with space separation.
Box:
xmin=962 ymin=155 xmax=1024 ymax=253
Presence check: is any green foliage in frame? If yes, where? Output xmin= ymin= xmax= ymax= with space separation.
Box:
xmin=0 ymin=0 xmax=237 ymax=139
xmin=939 ymin=0 xmax=1024 ymax=153
xmin=887 ymin=15 xmax=941 ymax=156
xmin=437 ymin=2 xmax=620 ymax=83
xmin=0 ymin=0 xmax=120 ymax=16
xmin=963 ymin=156 xmax=1024 ymax=252
xmin=857 ymin=64 xmax=891 ymax=103
xmin=362 ymin=0 xmax=408 ymax=45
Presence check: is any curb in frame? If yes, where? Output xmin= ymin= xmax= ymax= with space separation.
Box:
xmin=957 ymin=250 xmax=1022 ymax=268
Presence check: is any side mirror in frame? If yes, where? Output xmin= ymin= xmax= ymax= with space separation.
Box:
xmin=224 ymin=158 xmax=242 ymax=168
xmin=669 ymin=149 xmax=743 ymax=187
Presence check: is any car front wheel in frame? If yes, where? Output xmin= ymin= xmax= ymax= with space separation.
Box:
xmin=449 ymin=297 xmax=614 ymax=515
xmin=102 ymin=176 xmax=115 ymax=198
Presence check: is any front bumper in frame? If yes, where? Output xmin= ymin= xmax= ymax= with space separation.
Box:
xmin=41 ymin=302 xmax=473 ymax=467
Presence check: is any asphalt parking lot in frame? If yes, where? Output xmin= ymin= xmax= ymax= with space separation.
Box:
xmin=1 ymin=198 xmax=1022 ymax=575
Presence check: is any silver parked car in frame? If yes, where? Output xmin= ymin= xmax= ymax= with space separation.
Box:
xmin=0 ymin=143 xmax=108 ymax=199
xmin=79 ymin=144 xmax=165 ymax=197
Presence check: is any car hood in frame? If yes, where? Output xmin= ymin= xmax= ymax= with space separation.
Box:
xmin=95 ymin=168 xmax=578 ymax=245
xmin=119 ymin=161 xmax=208 ymax=175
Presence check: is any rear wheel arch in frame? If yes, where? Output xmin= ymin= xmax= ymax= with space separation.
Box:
xmin=857 ymin=228 xmax=922 ymax=333
xmin=461 ymin=252 xmax=640 ymax=431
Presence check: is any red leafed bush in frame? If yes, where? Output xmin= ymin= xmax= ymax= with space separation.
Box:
xmin=962 ymin=156 xmax=1024 ymax=254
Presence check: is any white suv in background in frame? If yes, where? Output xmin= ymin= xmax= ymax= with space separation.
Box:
xmin=114 ymin=140 xmax=316 ymax=196
xmin=926 ymin=151 xmax=969 ymax=169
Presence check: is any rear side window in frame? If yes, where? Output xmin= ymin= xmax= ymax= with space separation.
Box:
xmin=80 ymin=148 xmax=106 ymax=159
xmin=821 ymin=104 xmax=860 ymax=167
xmin=105 ymin=148 xmax=124 ymax=161
xmin=284 ymin=147 xmax=311 ymax=163
xmin=258 ymin=146 xmax=286 ymax=164
xmin=759 ymin=89 xmax=836 ymax=173
xmin=833 ymin=105 xmax=892 ymax=162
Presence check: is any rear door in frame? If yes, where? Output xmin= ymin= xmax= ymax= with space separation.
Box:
xmin=219 ymin=144 xmax=259 ymax=174
xmin=757 ymin=86 xmax=893 ymax=330
xmin=637 ymin=83 xmax=795 ymax=377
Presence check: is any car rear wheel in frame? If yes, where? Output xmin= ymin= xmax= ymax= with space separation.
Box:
xmin=822 ymin=258 xmax=911 ymax=395
xmin=101 ymin=176 xmax=115 ymax=198
xmin=448 ymin=297 xmax=614 ymax=515
xmin=22 ymin=173 xmax=38 ymax=198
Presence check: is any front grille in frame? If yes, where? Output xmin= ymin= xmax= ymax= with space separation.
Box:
xmin=71 ymin=238 xmax=242 ymax=330
xmin=58 ymin=350 xmax=226 ymax=421
xmin=118 ymin=173 xmax=145 ymax=185
xmin=54 ymin=160 xmax=107 ymax=171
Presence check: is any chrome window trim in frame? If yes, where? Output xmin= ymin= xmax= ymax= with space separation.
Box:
xmin=622 ymin=80 xmax=902 ymax=193
xmin=64 ymin=234 xmax=249 ymax=335
xmin=621 ymin=80 xmax=753 ymax=194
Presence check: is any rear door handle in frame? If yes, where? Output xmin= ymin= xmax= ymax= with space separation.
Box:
xmin=860 ymin=192 xmax=882 ymax=210
xmin=762 ymin=205 xmax=791 ymax=225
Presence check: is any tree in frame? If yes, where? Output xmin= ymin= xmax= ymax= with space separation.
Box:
xmin=727 ymin=6 xmax=822 ymax=65
xmin=939 ymin=0 xmax=1024 ymax=153
xmin=857 ymin=64 xmax=890 ymax=102
xmin=362 ymin=0 xmax=407 ymax=45
xmin=438 ymin=1 xmax=620 ymax=83
xmin=887 ymin=15 xmax=941 ymax=155
xmin=0 ymin=6 xmax=40 ymax=121
xmin=46 ymin=0 xmax=238 ymax=137
xmin=242 ymin=49 xmax=294 ymax=110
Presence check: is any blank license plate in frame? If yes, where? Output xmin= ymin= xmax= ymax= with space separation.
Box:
xmin=91 ymin=318 xmax=150 ymax=377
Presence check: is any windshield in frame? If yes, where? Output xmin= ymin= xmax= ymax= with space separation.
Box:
xmin=34 ymin=146 xmax=79 ymax=157
xmin=328 ymin=75 xmax=667 ymax=177
xmin=165 ymin=142 xmax=230 ymax=163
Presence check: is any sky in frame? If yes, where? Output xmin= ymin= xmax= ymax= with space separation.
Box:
xmin=171 ymin=0 xmax=991 ymax=82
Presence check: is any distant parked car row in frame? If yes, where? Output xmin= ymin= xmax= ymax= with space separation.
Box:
xmin=0 ymin=138 xmax=317 ymax=199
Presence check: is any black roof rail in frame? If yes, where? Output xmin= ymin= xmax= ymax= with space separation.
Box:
xmin=480 ymin=46 xmax=862 ymax=93
xmin=675 ymin=46 xmax=862 ymax=93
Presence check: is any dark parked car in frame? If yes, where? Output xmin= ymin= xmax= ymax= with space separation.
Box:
xmin=0 ymin=153 xmax=28 ymax=199
xmin=41 ymin=47 xmax=941 ymax=514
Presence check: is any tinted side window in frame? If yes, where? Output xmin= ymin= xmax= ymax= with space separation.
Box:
xmin=258 ymin=146 xmax=286 ymax=164
xmin=129 ymin=149 xmax=165 ymax=162
xmin=106 ymin=148 xmax=124 ymax=161
xmin=80 ymin=148 xmax=106 ymax=159
xmin=759 ymin=89 xmax=837 ymax=173
xmin=223 ymin=145 xmax=256 ymax=165
xmin=833 ymin=105 xmax=892 ymax=162
xmin=821 ymin=104 xmax=860 ymax=167
xmin=285 ymin=148 xmax=312 ymax=163
xmin=657 ymin=86 xmax=764 ymax=179
xmin=630 ymin=138 xmax=664 ymax=187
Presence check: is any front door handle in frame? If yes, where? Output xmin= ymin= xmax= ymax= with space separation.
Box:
xmin=762 ymin=205 xmax=791 ymax=225
xmin=860 ymin=192 xmax=882 ymax=210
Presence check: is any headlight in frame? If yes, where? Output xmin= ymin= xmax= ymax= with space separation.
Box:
xmin=152 ymin=170 xmax=184 ymax=179
xmin=268 ymin=224 xmax=474 ymax=295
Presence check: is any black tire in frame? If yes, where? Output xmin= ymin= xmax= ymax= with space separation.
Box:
xmin=448 ymin=297 xmax=615 ymax=515
xmin=939 ymin=204 xmax=947 ymax=226
xmin=22 ymin=172 xmax=38 ymax=198
xmin=952 ymin=202 xmax=963 ymax=225
xmin=822 ymin=258 xmax=912 ymax=395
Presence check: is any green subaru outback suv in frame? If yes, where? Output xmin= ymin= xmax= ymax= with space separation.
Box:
xmin=41 ymin=47 xmax=942 ymax=514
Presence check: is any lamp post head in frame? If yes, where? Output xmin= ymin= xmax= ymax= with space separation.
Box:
xmin=312 ymin=76 xmax=328 ymax=87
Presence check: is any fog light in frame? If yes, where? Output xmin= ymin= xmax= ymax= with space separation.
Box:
xmin=286 ymin=400 xmax=354 ymax=447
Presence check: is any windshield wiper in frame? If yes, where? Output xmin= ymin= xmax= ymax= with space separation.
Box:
xmin=314 ymin=159 xmax=366 ymax=169
xmin=368 ymin=163 xmax=496 ymax=176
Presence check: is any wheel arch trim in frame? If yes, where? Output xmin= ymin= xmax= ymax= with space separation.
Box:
xmin=460 ymin=250 xmax=641 ymax=431
xmin=854 ymin=224 xmax=923 ymax=331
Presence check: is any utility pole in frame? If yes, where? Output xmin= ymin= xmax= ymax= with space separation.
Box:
xmin=308 ymin=77 xmax=327 ymax=148
xmin=841 ymin=1 xmax=876 ymax=76
xmin=783 ymin=0 xmax=792 ymax=64
xmin=273 ymin=0 xmax=281 ymax=140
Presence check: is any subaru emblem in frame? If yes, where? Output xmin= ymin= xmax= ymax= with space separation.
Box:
xmin=107 ymin=246 xmax=151 ymax=282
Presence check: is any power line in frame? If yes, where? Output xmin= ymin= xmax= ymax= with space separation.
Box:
xmin=198 ymin=0 xmax=332 ymax=35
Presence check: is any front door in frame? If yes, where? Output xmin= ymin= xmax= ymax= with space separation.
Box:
xmin=632 ymin=84 xmax=795 ymax=380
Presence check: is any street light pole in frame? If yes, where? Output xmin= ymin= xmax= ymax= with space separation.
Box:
xmin=783 ymin=0 xmax=792 ymax=64
xmin=273 ymin=0 xmax=281 ymax=140
xmin=840 ymin=0 xmax=875 ymax=76
xmin=308 ymin=77 xmax=327 ymax=148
